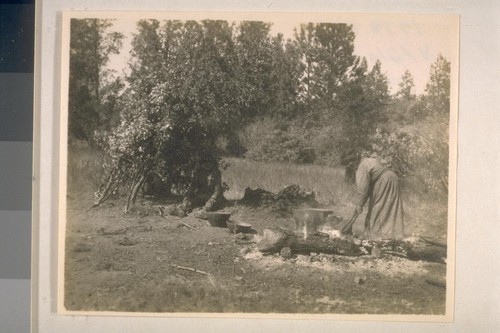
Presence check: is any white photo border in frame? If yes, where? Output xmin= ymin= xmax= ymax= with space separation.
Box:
xmin=33 ymin=0 xmax=500 ymax=332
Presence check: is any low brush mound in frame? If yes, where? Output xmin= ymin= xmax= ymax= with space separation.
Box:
xmin=240 ymin=184 xmax=318 ymax=216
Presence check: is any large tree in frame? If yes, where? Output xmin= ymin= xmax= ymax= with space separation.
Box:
xmin=234 ymin=21 xmax=274 ymax=118
xmin=424 ymin=53 xmax=451 ymax=116
xmin=417 ymin=54 xmax=451 ymax=191
xmin=95 ymin=19 xmax=266 ymax=212
xmin=338 ymin=58 xmax=390 ymax=182
xmin=396 ymin=69 xmax=416 ymax=100
xmin=266 ymin=33 xmax=302 ymax=119
xmin=68 ymin=18 xmax=123 ymax=142
xmin=293 ymin=23 xmax=357 ymax=120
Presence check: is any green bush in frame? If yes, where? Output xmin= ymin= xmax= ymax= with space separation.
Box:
xmin=240 ymin=118 xmax=316 ymax=164
xmin=367 ymin=125 xmax=448 ymax=194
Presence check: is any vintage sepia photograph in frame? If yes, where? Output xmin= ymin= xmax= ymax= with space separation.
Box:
xmin=59 ymin=11 xmax=458 ymax=319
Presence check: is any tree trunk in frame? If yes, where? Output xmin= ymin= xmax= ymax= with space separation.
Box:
xmin=91 ymin=166 xmax=124 ymax=209
xmin=181 ymin=168 xmax=200 ymax=212
xmin=94 ymin=170 xmax=116 ymax=206
xmin=125 ymin=172 xmax=147 ymax=213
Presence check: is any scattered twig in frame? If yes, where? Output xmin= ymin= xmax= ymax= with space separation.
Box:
xmin=157 ymin=206 xmax=164 ymax=217
xmin=425 ymin=278 xmax=446 ymax=289
xmin=98 ymin=227 xmax=128 ymax=235
xmin=384 ymin=250 xmax=408 ymax=258
xmin=86 ymin=203 xmax=99 ymax=212
xmin=129 ymin=225 xmax=153 ymax=232
xmin=171 ymin=264 xmax=209 ymax=275
xmin=180 ymin=222 xmax=195 ymax=230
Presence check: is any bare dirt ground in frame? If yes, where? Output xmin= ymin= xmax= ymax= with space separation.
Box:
xmin=64 ymin=192 xmax=446 ymax=315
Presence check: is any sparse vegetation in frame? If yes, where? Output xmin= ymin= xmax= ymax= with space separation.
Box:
xmin=64 ymin=17 xmax=452 ymax=315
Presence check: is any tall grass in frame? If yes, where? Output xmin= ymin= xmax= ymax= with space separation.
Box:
xmin=221 ymin=157 xmax=356 ymax=206
xmin=67 ymin=144 xmax=108 ymax=194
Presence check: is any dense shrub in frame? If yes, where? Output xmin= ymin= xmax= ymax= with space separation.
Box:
xmin=240 ymin=118 xmax=316 ymax=164
xmin=367 ymin=125 xmax=448 ymax=193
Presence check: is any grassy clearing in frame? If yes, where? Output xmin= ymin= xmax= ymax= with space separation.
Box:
xmin=221 ymin=157 xmax=356 ymax=206
xmin=66 ymin=147 xmax=449 ymax=239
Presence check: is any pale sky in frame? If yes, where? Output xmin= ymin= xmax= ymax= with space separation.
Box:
xmin=103 ymin=12 xmax=458 ymax=95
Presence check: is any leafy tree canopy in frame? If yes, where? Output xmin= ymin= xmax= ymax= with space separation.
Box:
xmin=69 ymin=19 xmax=124 ymax=142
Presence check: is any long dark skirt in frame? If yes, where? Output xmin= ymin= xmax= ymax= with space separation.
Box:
xmin=364 ymin=170 xmax=405 ymax=240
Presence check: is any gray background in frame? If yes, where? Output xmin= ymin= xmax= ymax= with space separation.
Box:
xmin=0 ymin=2 xmax=33 ymax=332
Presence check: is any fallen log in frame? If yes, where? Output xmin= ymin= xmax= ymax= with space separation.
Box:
xmin=404 ymin=241 xmax=447 ymax=263
xmin=257 ymin=228 xmax=447 ymax=263
xmin=257 ymin=228 xmax=363 ymax=256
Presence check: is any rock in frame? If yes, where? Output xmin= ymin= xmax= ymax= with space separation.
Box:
xmin=354 ymin=276 xmax=366 ymax=285
xmin=280 ymin=247 xmax=293 ymax=259
xmin=163 ymin=204 xmax=187 ymax=217
xmin=176 ymin=208 xmax=187 ymax=218
xmin=371 ymin=244 xmax=381 ymax=258
xmin=240 ymin=246 xmax=252 ymax=255
xmin=233 ymin=233 xmax=254 ymax=245
xmin=118 ymin=237 xmax=138 ymax=246
xmin=234 ymin=233 xmax=246 ymax=240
